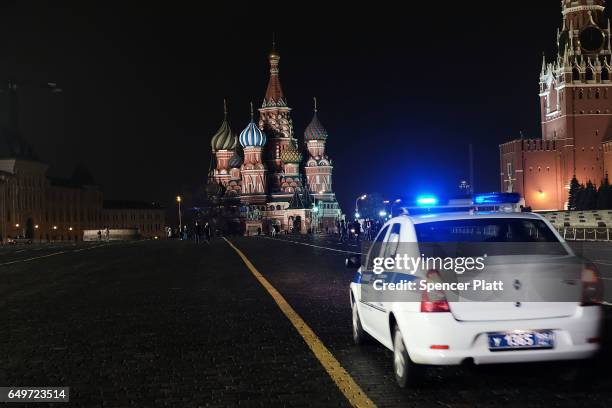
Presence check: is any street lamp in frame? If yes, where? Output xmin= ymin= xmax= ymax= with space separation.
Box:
xmin=176 ymin=195 xmax=183 ymax=233
xmin=379 ymin=210 xmax=387 ymax=217
xmin=355 ymin=194 xmax=367 ymax=219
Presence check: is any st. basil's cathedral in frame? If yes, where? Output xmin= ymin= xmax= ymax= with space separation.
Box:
xmin=208 ymin=45 xmax=342 ymax=234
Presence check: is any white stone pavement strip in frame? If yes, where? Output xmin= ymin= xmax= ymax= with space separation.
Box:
xmin=261 ymin=236 xmax=362 ymax=255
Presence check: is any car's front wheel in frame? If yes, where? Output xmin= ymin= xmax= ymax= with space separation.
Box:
xmin=393 ymin=325 xmax=424 ymax=388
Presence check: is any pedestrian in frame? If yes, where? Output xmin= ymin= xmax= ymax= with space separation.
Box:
xmin=167 ymin=226 xmax=172 ymax=239
xmin=194 ymin=222 xmax=203 ymax=244
xmin=182 ymin=225 xmax=188 ymax=241
xmin=204 ymin=222 xmax=211 ymax=243
xmin=104 ymin=227 xmax=110 ymax=242
xmin=353 ymin=219 xmax=361 ymax=242
xmin=97 ymin=230 xmax=102 ymax=241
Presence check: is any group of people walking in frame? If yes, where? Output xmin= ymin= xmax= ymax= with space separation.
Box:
xmin=96 ymin=227 xmax=110 ymax=241
xmin=336 ymin=218 xmax=382 ymax=242
xmin=170 ymin=221 xmax=212 ymax=243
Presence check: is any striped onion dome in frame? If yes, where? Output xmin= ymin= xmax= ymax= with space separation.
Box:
xmin=304 ymin=112 xmax=328 ymax=142
xmin=239 ymin=120 xmax=267 ymax=148
xmin=228 ymin=149 xmax=243 ymax=168
xmin=211 ymin=103 xmax=237 ymax=151
xmin=280 ymin=141 xmax=302 ymax=163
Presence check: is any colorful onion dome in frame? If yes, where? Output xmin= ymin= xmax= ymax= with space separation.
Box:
xmin=280 ymin=141 xmax=302 ymax=163
xmin=239 ymin=103 xmax=267 ymax=148
xmin=228 ymin=149 xmax=243 ymax=168
xmin=210 ymin=100 xmax=237 ymax=152
xmin=304 ymin=97 xmax=328 ymax=142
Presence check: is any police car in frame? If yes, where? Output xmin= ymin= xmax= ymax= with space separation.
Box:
xmin=347 ymin=193 xmax=603 ymax=388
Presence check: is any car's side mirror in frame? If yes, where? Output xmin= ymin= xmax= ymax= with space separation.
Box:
xmin=345 ymin=255 xmax=361 ymax=269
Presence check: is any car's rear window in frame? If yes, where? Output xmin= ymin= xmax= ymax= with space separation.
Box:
xmin=415 ymin=218 xmax=560 ymax=244
xmin=414 ymin=218 xmax=568 ymax=257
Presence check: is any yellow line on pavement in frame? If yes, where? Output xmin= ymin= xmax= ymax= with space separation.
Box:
xmin=223 ymin=237 xmax=376 ymax=408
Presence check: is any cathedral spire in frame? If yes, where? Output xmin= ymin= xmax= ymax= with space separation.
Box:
xmin=263 ymin=36 xmax=285 ymax=106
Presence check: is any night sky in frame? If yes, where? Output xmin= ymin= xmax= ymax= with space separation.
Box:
xmin=0 ymin=1 xmax=607 ymax=215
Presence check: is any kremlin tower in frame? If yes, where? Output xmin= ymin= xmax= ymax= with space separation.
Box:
xmin=500 ymin=0 xmax=612 ymax=210
xmin=208 ymin=44 xmax=342 ymax=234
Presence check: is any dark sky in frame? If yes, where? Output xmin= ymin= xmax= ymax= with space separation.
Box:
xmin=0 ymin=1 xmax=604 ymax=214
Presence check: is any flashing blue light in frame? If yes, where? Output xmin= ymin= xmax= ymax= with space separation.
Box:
xmin=473 ymin=192 xmax=521 ymax=205
xmin=416 ymin=196 xmax=438 ymax=206
xmin=379 ymin=210 xmax=387 ymax=217
xmin=355 ymin=212 xmax=360 ymax=218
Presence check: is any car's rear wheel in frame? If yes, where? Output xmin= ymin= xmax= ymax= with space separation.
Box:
xmin=393 ymin=325 xmax=424 ymax=388
xmin=351 ymin=297 xmax=369 ymax=345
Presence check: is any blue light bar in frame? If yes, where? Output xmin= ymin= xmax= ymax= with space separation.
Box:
xmin=473 ymin=192 xmax=521 ymax=205
xmin=416 ymin=196 xmax=438 ymax=206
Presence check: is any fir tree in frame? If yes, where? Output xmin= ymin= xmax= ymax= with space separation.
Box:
xmin=582 ymin=180 xmax=598 ymax=210
xmin=568 ymin=176 xmax=581 ymax=210
xmin=597 ymin=174 xmax=610 ymax=210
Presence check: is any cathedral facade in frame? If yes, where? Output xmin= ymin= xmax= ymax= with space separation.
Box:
xmin=209 ymin=46 xmax=342 ymax=234
xmin=500 ymin=0 xmax=612 ymax=210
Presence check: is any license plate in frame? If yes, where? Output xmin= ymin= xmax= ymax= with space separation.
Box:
xmin=488 ymin=330 xmax=554 ymax=351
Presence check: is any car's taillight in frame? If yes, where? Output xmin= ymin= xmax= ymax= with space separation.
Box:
xmin=421 ymin=270 xmax=450 ymax=313
xmin=581 ymin=263 xmax=602 ymax=306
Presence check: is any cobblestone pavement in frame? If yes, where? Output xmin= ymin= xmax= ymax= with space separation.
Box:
xmin=2 ymin=237 xmax=612 ymax=407
xmin=1 ymin=240 xmax=349 ymax=407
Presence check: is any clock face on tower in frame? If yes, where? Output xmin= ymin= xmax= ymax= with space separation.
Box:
xmin=580 ymin=26 xmax=604 ymax=52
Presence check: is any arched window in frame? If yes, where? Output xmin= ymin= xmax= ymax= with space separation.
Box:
xmin=586 ymin=68 xmax=594 ymax=81
xmin=602 ymin=67 xmax=610 ymax=81
xmin=572 ymin=67 xmax=581 ymax=81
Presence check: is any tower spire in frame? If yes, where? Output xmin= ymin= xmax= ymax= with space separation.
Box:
xmin=223 ymin=98 xmax=228 ymax=117
xmin=250 ymin=101 xmax=254 ymax=120
xmin=263 ymin=35 xmax=284 ymax=106
xmin=313 ymin=96 xmax=317 ymax=113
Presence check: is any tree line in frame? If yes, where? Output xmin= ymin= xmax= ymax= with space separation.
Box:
xmin=567 ymin=174 xmax=612 ymax=211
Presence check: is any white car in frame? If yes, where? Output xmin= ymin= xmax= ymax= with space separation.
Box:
xmin=348 ymin=195 xmax=603 ymax=387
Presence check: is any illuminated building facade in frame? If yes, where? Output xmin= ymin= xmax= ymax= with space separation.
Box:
xmin=209 ymin=46 xmax=342 ymax=233
xmin=500 ymin=0 xmax=612 ymax=210
xmin=0 ymin=133 xmax=165 ymax=242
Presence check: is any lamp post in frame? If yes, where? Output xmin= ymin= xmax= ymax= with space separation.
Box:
xmin=355 ymin=194 xmax=367 ymax=219
xmin=176 ymin=196 xmax=183 ymax=234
